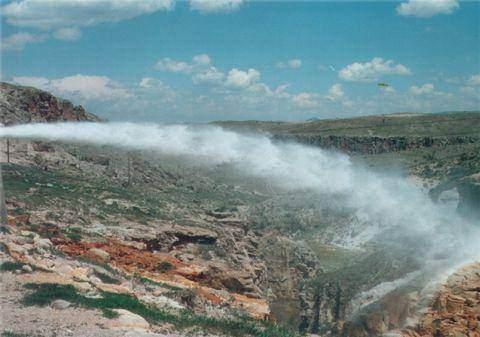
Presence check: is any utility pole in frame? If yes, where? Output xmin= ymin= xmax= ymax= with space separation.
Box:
xmin=0 ymin=165 xmax=8 ymax=226
xmin=6 ymin=139 xmax=10 ymax=163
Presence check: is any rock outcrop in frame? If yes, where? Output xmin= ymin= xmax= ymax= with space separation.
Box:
xmin=273 ymin=134 xmax=479 ymax=155
xmin=396 ymin=262 xmax=480 ymax=337
xmin=0 ymin=82 xmax=100 ymax=125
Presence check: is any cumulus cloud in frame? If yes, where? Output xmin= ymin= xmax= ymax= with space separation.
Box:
xmin=192 ymin=67 xmax=225 ymax=84
xmin=12 ymin=74 xmax=129 ymax=101
xmin=292 ymin=92 xmax=320 ymax=109
xmin=339 ymin=57 xmax=411 ymax=82
xmin=1 ymin=0 xmax=174 ymax=30
xmin=139 ymin=77 xmax=163 ymax=89
xmin=155 ymin=54 xmax=211 ymax=74
xmin=225 ymin=68 xmax=260 ymax=89
xmin=276 ymin=59 xmax=302 ymax=69
xmin=467 ymin=74 xmax=480 ymax=86
xmin=1 ymin=32 xmax=47 ymax=51
xmin=137 ymin=77 xmax=176 ymax=102
xmin=190 ymin=0 xmax=244 ymax=13
xmin=397 ymin=0 xmax=459 ymax=18
xmin=1 ymin=0 xmax=173 ymax=46
xmin=326 ymin=83 xmax=344 ymax=101
xmin=52 ymin=27 xmax=82 ymax=41
xmin=192 ymin=54 xmax=211 ymax=66
xmin=10 ymin=76 xmax=50 ymax=88
xmin=155 ymin=58 xmax=194 ymax=73
xmin=409 ymin=83 xmax=435 ymax=95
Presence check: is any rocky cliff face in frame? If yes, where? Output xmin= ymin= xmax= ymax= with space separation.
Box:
xmin=273 ymin=134 xmax=479 ymax=155
xmin=0 ymin=82 xmax=101 ymax=125
xmin=397 ymin=262 xmax=480 ymax=337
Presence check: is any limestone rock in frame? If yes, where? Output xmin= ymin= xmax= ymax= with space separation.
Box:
xmin=21 ymin=264 xmax=33 ymax=273
xmin=87 ymin=247 xmax=110 ymax=262
xmin=51 ymin=299 xmax=71 ymax=310
xmin=105 ymin=309 xmax=150 ymax=331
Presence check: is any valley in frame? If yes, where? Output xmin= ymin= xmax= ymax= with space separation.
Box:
xmin=0 ymin=82 xmax=479 ymax=337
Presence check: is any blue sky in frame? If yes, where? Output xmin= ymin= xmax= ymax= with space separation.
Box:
xmin=1 ymin=0 xmax=479 ymax=122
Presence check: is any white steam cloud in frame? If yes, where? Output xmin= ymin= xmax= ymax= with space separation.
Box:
xmin=1 ymin=122 xmax=479 ymax=271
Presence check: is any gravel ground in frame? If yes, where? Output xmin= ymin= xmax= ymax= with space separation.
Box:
xmin=0 ymin=271 xmax=142 ymax=337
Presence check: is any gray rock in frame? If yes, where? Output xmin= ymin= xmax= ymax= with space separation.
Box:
xmin=51 ymin=299 xmax=71 ymax=310
xmin=21 ymin=264 xmax=33 ymax=273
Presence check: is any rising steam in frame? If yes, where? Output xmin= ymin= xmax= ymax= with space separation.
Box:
xmin=1 ymin=121 xmax=479 ymax=274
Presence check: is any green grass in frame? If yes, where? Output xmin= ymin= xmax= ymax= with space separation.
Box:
xmin=138 ymin=276 xmax=183 ymax=291
xmin=1 ymin=331 xmax=36 ymax=337
xmin=93 ymin=270 xmax=121 ymax=285
xmin=0 ymin=261 xmax=25 ymax=272
xmin=22 ymin=283 xmax=301 ymax=337
xmin=216 ymin=112 xmax=480 ymax=137
xmin=101 ymin=308 xmax=120 ymax=319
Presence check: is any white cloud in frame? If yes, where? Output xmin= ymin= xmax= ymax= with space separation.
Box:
xmin=13 ymin=74 xmax=129 ymax=101
xmin=225 ymin=68 xmax=260 ymax=88
xmin=139 ymin=77 xmax=163 ymax=89
xmin=326 ymin=83 xmax=344 ymax=101
xmin=339 ymin=57 xmax=411 ymax=82
xmin=155 ymin=58 xmax=194 ymax=73
xmin=11 ymin=76 xmax=49 ymax=88
xmin=380 ymin=85 xmax=396 ymax=93
xmin=50 ymin=75 xmax=128 ymax=100
xmin=459 ymin=86 xmax=477 ymax=96
xmin=1 ymin=0 xmax=174 ymax=30
xmin=276 ymin=59 xmax=302 ymax=69
xmin=274 ymin=83 xmax=291 ymax=98
xmin=409 ymin=83 xmax=435 ymax=95
xmin=467 ymin=74 xmax=480 ymax=86
xmin=397 ymin=0 xmax=459 ymax=18
xmin=138 ymin=77 xmax=176 ymax=102
xmin=292 ymin=92 xmax=320 ymax=109
xmin=1 ymin=32 xmax=47 ymax=51
xmin=192 ymin=54 xmax=211 ymax=66
xmin=52 ymin=27 xmax=82 ymax=41
xmin=190 ymin=0 xmax=244 ymax=13
xmin=155 ymin=54 xmax=211 ymax=74
xmin=193 ymin=67 xmax=225 ymax=84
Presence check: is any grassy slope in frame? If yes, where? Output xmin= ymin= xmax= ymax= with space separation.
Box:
xmin=214 ymin=112 xmax=480 ymax=137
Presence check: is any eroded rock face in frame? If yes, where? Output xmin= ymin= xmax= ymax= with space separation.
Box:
xmin=396 ymin=262 xmax=480 ymax=337
xmin=0 ymin=82 xmax=100 ymax=125
xmin=273 ymin=134 xmax=479 ymax=156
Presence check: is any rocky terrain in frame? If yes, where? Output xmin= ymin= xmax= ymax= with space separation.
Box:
xmin=0 ymin=82 xmax=479 ymax=337
xmin=0 ymin=82 xmax=100 ymax=125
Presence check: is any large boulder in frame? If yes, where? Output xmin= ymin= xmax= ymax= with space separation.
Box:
xmin=105 ymin=309 xmax=150 ymax=331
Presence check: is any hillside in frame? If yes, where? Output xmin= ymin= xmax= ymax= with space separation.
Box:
xmin=0 ymin=82 xmax=100 ymax=125
xmin=0 ymin=83 xmax=479 ymax=337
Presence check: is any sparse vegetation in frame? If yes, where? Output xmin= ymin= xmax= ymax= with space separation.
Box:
xmin=1 ymin=331 xmax=35 ymax=337
xmin=155 ymin=261 xmax=175 ymax=273
xmin=22 ymin=283 xmax=302 ymax=337
xmin=92 ymin=270 xmax=121 ymax=285
xmin=0 ymin=261 xmax=25 ymax=272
